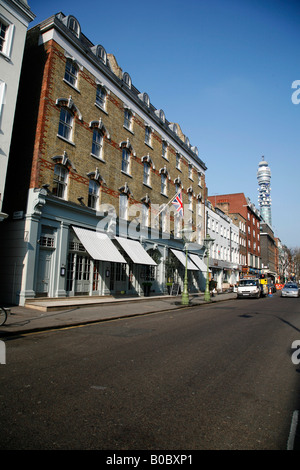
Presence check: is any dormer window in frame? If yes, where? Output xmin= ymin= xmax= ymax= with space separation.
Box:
xmin=191 ymin=146 xmax=198 ymax=156
xmin=138 ymin=92 xmax=150 ymax=108
xmin=169 ymin=123 xmax=178 ymax=135
xmin=65 ymin=16 xmax=80 ymax=38
xmin=122 ymin=72 xmax=132 ymax=89
xmin=155 ymin=109 xmax=165 ymax=123
xmin=91 ymin=45 xmax=107 ymax=65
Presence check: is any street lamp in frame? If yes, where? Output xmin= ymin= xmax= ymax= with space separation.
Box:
xmin=180 ymin=227 xmax=192 ymax=306
xmin=203 ymin=233 xmax=214 ymax=301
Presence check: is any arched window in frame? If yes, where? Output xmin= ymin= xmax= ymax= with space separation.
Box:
xmin=65 ymin=15 xmax=81 ymax=38
xmin=155 ymin=109 xmax=165 ymax=123
xmin=138 ymin=92 xmax=150 ymax=108
xmin=122 ymin=72 xmax=132 ymax=89
xmin=91 ymin=45 xmax=107 ymax=64
xmin=169 ymin=123 xmax=178 ymax=135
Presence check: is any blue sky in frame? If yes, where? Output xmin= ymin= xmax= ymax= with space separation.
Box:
xmin=28 ymin=0 xmax=300 ymax=247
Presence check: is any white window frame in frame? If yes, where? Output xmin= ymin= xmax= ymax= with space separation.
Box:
xmin=64 ymin=59 xmax=79 ymax=88
xmin=124 ymin=108 xmax=133 ymax=132
xmin=162 ymin=140 xmax=168 ymax=160
xmin=142 ymin=204 xmax=149 ymax=227
xmin=143 ymin=162 xmax=150 ymax=186
xmin=88 ymin=180 xmax=100 ymax=210
xmin=58 ymin=107 xmax=74 ymax=142
xmin=145 ymin=126 xmax=152 ymax=146
xmin=161 ymin=174 xmax=167 ymax=196
xmin=95 ymin=85 xmax=107 ymax=111
xmin=121 ymin=148 xmax=130 ymax=175
xmin=0 ymin=80 xmax=6 ymax=128
xmin=91 ymin=129 xmax=103 ymax=160
xmin=53 ymin=164 xmax=68 ymax=199
xmin=119 ymin=194 xmax=128 ymax=220
xmin=0 ymin=15 xmax=14 ymax=60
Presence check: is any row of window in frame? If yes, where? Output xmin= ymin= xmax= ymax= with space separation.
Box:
xmin=247 ymin=226 xmax=260 ymax=240
xmin=57 ymin=103 xmax=201 ymax=198
xmin=58 ymin=98 xmax=202 ymax=185
xmin=210 ymin=244 xmax=239 ymax=264
xmin=53 ymin=164 xmax=101 ymax=209
xmin=247 ymin=212 xmax=260 ymax=229
xmin=207 ymin=216 xmax=238 ymax=242
xmin=63 ymin=50 xmax=198 ymax=153
xmin=62 ymin=57 xmax=202 ymax=179
xmin=52 ymin=162 xmax=203 ymax=227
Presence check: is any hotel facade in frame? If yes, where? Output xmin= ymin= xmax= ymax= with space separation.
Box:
xmin=0 ymin=12 xmax=208 ymax=306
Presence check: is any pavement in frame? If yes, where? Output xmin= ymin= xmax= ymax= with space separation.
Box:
xmin=0 ymin=291 xmax=237 ymax=338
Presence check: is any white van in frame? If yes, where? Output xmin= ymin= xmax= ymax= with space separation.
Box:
xmin=237 ymin=278 xmax=261 ymax=299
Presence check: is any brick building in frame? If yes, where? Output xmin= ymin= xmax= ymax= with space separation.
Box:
xmin=260 ymin=222 xmax=277 ymax=281
xmin=207 ymin=193 xmax=261 ymax=274
xmin=0 ymin=12 xmax=207 ymax=305
xmin=205 ymin=200 xmax=240 ymax=291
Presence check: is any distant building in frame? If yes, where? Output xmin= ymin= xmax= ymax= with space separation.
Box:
xmin=257 ymin=156 xmax=272 ymax=227
xmin=0 ymin=0 xmax=35 ymax=220
xmin=205 ymin=199 xmax=239 ymax=291
xmin=260 ymin=222 xmax=277 ymax=281
xmin=207 ymin=193 xmax=261 ymax=275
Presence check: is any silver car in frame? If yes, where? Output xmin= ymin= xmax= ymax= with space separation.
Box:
xmin=281 ymin=283 xmax=300 ymax=298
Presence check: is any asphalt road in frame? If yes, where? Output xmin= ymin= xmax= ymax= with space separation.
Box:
xmin=0 ymin=293 xmax=300 ymax=451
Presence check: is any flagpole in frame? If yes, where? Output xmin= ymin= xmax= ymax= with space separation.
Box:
xmin=153 ymin=191 xmax=181 ymax=219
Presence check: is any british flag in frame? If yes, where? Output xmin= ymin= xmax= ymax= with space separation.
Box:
xmin=172 ymin=191 xmax=183 ymax=217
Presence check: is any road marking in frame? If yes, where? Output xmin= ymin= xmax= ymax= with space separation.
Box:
xmin=287 ymin=410 xmax=299 ymax=450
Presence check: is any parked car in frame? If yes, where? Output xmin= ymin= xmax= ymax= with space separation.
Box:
xmin=237 ymin=278 xmax=261 ymax=299
xmin=280 ymin=283 xmax=300 ymax=298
